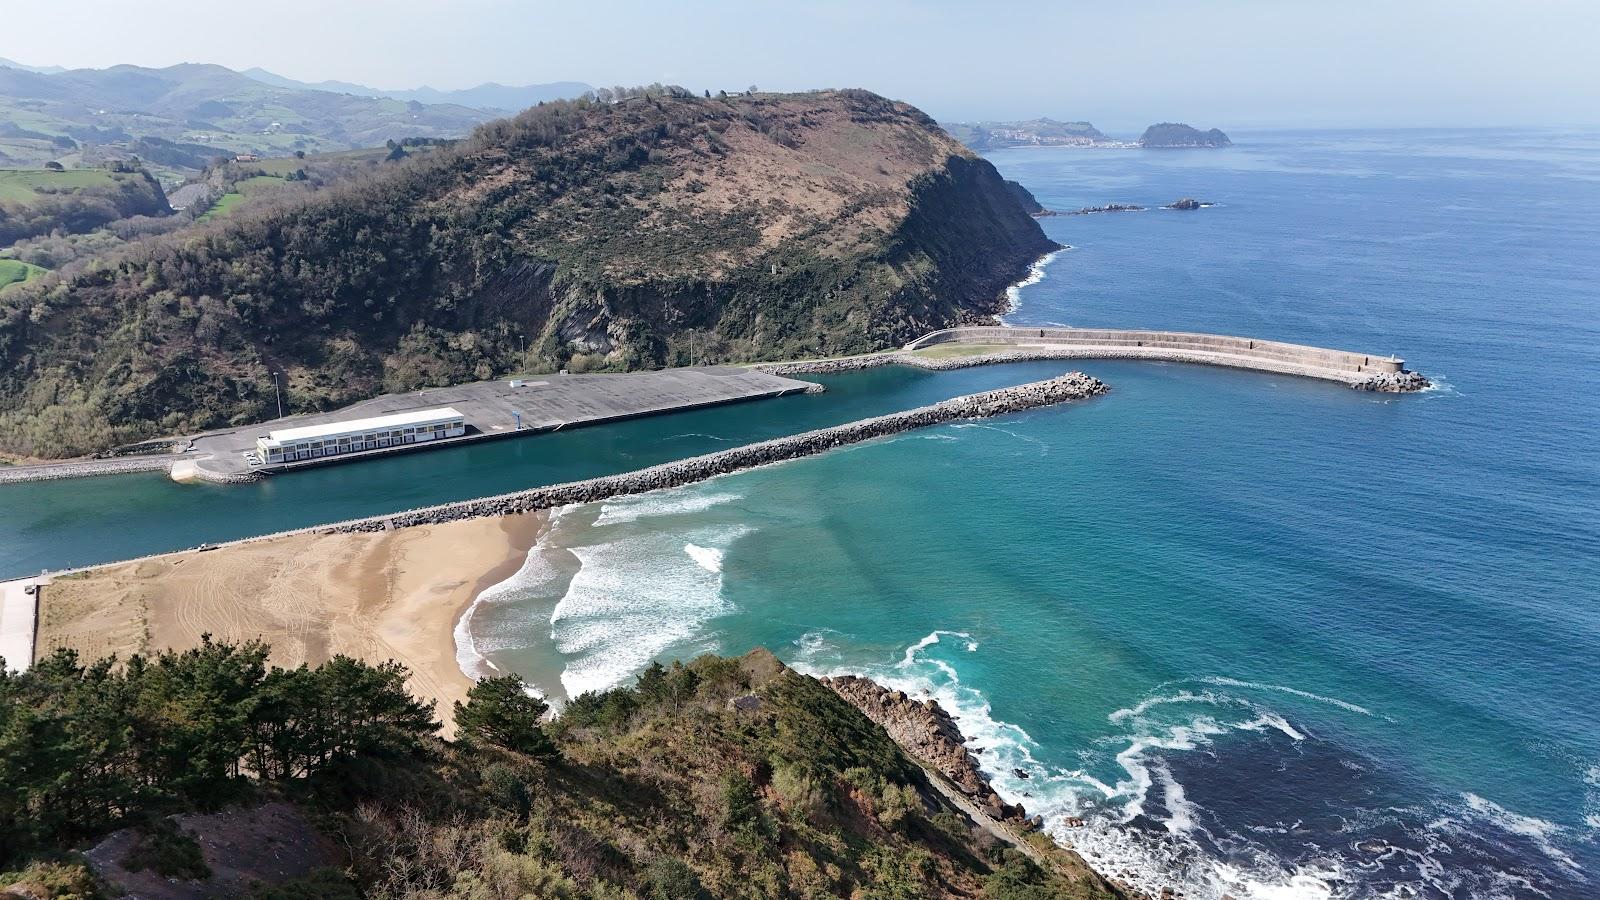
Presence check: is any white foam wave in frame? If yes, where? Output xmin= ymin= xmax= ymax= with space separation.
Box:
xmin=550 ymin=524 xmax=747 ymax=697
xmin=1001 ymin=249 xmax=1065 ymax=322
xmin=684 ymin=543 xmax=724 ymax=574
xmin=1457 ymin=792 xmax=1582 ymax=872
xmin=1200 ymin=676 xmax=1375 ymax=717
xmin=592 ymin=489 xmax=742 ymax=526
xmin=453 ymin=504 xmax=576 ymax=680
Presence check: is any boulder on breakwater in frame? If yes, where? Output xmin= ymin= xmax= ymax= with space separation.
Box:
xmin=1353 ymin=370 xmax=1431 ymax=392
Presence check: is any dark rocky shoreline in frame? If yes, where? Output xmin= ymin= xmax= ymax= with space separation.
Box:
xmin=823 ymin=674 xmax=1037 ymax=827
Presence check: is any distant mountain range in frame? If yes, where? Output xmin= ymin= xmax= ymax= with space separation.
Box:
xmin=0 ymin=60 xmax=587 ymax=173
xmin=0 ymin=57 xmax=67 ymax=75
xmin=943 ymin=117 xmax=1231 ymax=150
xmin=240 ymin=68 xmax=592 ymax=112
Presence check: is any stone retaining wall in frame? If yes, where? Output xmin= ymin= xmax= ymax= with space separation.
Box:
xmin=0 ymin=456 xmax=173 ymax=485
xmin=329 ymin=372 xmax=1107 ymax=534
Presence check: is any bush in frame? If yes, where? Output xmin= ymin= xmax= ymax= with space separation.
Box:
xmin=0 ymin=860 xmax=101 ymax=900
xmin=643 ymin=856 xmax=705 ymax=899
xmin=481 ymin=763 xmax=531 ymax=817
xmin=121 ymin=819 xmax=211 ymax=880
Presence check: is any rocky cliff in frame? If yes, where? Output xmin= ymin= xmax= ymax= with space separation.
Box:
xmin=0 ymin=88 xmax=1055 ymax=457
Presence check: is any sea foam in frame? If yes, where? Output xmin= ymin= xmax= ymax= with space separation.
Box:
xmin=1001 ymin=249 xmax=1065 ymax=323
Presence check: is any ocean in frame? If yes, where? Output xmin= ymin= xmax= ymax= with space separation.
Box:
xmin=461 ymin=129 xmax=1600 ymax=898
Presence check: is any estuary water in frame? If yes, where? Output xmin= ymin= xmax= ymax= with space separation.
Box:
xmin=464 ymin=130 xmax=1600 ymax=898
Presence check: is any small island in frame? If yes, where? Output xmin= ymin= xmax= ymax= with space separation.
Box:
xmin=1138 ymin=122 xmax=1232 ymax=148
xmin=1067 ymin=203 xmax=1146 ymax=215
xmin=1162 ymin=197 xmax=1215 ymax=210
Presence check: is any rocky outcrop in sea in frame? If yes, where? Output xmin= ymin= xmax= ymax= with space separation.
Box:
xmin=1068 ymin=203 xmax=1146 ymax=215
xmin=822 ymin=674 xmax=1035 ymax=826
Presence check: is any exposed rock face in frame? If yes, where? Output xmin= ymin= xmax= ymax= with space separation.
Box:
xmin=1162 ymin=198 xmax=1210 ymax=210
xmin=823 ymin=674 xmax=1031 ymax=824
xmin=1004 ymin=180 xmax=1055 ymax=217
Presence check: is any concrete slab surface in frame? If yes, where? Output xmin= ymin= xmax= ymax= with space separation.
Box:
xmin=188 ymin=366 xmax=817 ymax=478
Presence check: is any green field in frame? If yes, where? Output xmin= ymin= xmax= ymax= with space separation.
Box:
xmin=195 ymin=191 xmax=245 ymax=222
xmin=0 ymin=168 xmax=119 ymax=204
xmin=0 ymin=259 xmax=49 ymax=289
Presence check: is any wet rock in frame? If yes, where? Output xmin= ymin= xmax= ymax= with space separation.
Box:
xmin=822 ymin=673 xmax=1039 ymax=824
xmin=1352 ymin=370 xmax=1430 ymax=392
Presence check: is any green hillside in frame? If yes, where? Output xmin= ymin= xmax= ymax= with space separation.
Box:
xmin=0 ymin=62 xmax=494 ymax=172
xmin=0 ymin=88 xmax=1054 ymax=458
xmin=0 ymin=165 xmax=170 ymax=245
xmin=0 ymin=258 xmax=47 ymax=289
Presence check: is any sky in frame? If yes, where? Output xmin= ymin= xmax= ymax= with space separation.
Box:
xmin=4 ymin=0 xmax=1598 ymax=130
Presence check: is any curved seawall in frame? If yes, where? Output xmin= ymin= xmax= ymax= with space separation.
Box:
xmin=761 ymin=326 xmax=1428 ymax=391
xmin=901 ymin=326 xmax=1429 ymax=390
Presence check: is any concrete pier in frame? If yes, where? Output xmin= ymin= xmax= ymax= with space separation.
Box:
xmin=40 ymin=367 xmax=818 ymax=484
xmin=900 ymin=326 xmax=1417 ymax=384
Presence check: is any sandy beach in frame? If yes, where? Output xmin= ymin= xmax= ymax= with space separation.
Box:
xmin=35 ymin=512 xmax=546 ymax=732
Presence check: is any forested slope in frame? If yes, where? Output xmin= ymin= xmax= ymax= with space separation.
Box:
xmin=0 ymin=88 xmax=1054 ymax=457
xmin=0 ymin=643 xmax=1121 ymax=899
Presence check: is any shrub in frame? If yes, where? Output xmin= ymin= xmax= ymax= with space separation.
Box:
xmin=121 ymin=819 xmax=211 ymax=880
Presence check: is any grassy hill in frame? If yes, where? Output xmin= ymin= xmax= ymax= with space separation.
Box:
xmin=0 ymin=62 xmax=495 ymax=172
xmin=0 ymin=165 xmax=170 ymax=245
xmin=0 ymin=88 xmax=1055 ymax=458
xmin=0 ymin=258 xmax=46 ymax=290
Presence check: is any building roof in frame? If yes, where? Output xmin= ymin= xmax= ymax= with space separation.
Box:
xmin=264 ymin=407 xmax=464 ymax=444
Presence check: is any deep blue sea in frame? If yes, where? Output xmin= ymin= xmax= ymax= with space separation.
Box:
xmin=461 ymin=130 xmax=1600 ymax=898
xmin=3 ymin=128 xmax=1596 ymax=898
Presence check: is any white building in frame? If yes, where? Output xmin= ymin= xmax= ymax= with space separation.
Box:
xmin=255 ymin=407 xmax=466 ymax=465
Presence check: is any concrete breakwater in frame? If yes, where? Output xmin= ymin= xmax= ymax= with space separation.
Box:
xmin=330 ymin=373 xmax=1107 ymax=534
xmin=759 ymin=327 xmax=1430 ymax=392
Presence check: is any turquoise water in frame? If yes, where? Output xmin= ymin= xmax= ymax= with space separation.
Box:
xmin=0 ymin=362 xmax=1080 ymax=577
xmin=466 ymin=130 xmax=1600 ymax=898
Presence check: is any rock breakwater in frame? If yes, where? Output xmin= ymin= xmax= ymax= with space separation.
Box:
xmin=330 ymin=373 xmax=1107 ymax=534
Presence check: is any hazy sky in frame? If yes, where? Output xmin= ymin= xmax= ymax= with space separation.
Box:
xmin=5 ymin=0 xmax=1598 ymax=130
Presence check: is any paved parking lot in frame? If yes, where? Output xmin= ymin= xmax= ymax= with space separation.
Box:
xmin=188 ymin=367 xmax=817 ymax=478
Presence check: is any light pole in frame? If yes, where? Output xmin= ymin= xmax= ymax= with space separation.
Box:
xmin=271 ymin=372 xmax=283 ymax=419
